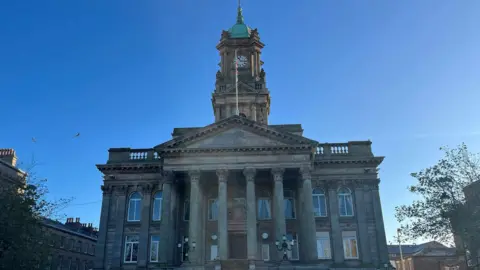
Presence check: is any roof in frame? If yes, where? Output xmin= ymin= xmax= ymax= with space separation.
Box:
xmin=172 ymin=124 xmax=303 ymax=138
xmin=41 ymin=218 xmax=98 ymax=242
xmin=388 ymin=241 xmax=455 ymax=257
xmin=228 ymin=5 xmax=251 ymax=38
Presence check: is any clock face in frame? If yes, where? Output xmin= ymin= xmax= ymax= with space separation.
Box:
xmin=234 ymin=55 xmax=248 ymax=68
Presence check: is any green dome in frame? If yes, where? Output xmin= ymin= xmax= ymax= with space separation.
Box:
xmin=228 ymin=5 xmax=251 ymax=39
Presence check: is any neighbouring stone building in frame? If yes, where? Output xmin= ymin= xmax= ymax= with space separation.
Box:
xmin=94 ymin=5 xmax=391 ymax=270
xmin=388 ymin=241 xmax=464 ymax=270
xmin=43 ymin=217 xmax=98 ymax=270
xmin=0 ymin=148 xmax=26 ymax=188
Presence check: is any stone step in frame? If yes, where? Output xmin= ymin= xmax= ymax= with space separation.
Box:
xmin=220 ymin=259 xmax=250 ymax=270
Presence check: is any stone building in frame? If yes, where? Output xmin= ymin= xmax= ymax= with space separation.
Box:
xmin=43 ymin=217 xmax=98 ymax=270
xmin=94 ymin=5 xmax=391 ymax=270
xmin=388 ymin=241 xmax=464 ymax=270
xmin=0 ymin=148 xmax=26 ymax=188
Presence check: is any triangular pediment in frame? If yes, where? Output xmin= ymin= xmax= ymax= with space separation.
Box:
xmin=155 ymin=115 xmax=318 ymax=151
xmin=225 ymin=81 xmax=255 ymax=93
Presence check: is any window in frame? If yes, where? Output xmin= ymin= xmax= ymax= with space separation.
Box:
xmin=342 ymin=231 xmax=359 ymax=259
xmin=284 ymin=190 xmax=296 ymax=219
xmin=312 ymin=188 xmax=327 ymax=217
xmin=77 ymin=241 xmax=82 ymax=252
xmin=261 ymin=244 xmax=270 ymax=261
xmin=127 ymin=192 xmax=142 ymax=221
xmin=150 ymin=235 xmax=160 ymax=262
xmin=124 ymin=235 xmax=139 ymax=263
xmin=210 ymin=245 xmax=218 ymax=260
xmin=83 ymin=243 xmax=88 ymax=253
xmin=338 ymin=187 xmax=354 ymax=217
xmin=183 ymin=199 xmax=190 ymax=221
xmin=60 ymin=236 xmax=65 ymax=248
xmin=208 ymin=199 xmax=218 ymax=221
xmin=69 ymin=239 xmax=75 ymax=250
xmin=152 ymin=192 xmax=163 ymax=221
xmin=286 ymin=234 xmax=299 ymax=260
xmin=84 ymin=261 xmax=88 ymax=270
xmin=257 ymin=198 xmax=271 ymax=220
xmin=316 ymin=232 xmax=332 ymax=259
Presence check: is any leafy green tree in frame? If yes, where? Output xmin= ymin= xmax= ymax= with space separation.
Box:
xmin=395 ymin=143 xmax=480 ymax=245
xmin=0 ymin=162 xmax=71 ymax=270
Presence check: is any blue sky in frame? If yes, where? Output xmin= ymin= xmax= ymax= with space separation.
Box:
xmin=1 ymin=0 xmax=479 ymax=244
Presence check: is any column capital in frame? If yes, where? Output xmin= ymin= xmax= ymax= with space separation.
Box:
xmin=162 ymin=170 xmax=175 ymax=184
xmin=325 ymin=180 xmax=339 ymax=190
xmin=188 ymin=170 xmax=201 ymax=183
xmin=101 ymin=184 xmax=113 ymax=195
xmin=243 ymin=167 xmax=256 ymax=181
xmin=138 ymin=183 xmax=154 ymax=193
xmin=216 ymin=168 xmax=229 ymax=183
xmin=271 ymin=167 xmax=285 ymax=182
xmin=113 ymin=185 xmax=128 ymax=195
xmin=299 ymin=166 xmax=312 ymax=180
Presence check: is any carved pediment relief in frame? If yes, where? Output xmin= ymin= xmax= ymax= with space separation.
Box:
xmin=223 ymin=81 xmax=255 ymax=93
xmin=185 ymin=127 xmax=288 ymax=149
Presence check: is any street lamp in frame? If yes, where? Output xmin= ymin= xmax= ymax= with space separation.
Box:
xmin=177 ymin=237 xmax=196 ymax=262
xmin=275 ymin=235 xmax=294 ymax=261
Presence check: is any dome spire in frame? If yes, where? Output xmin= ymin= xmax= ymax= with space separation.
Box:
xmin=236 ymin=0 xmax=244 ymax=24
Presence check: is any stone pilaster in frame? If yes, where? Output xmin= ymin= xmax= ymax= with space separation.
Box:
xmin=137 ymin=183 xmax=154 ymax=267
xmin=161 ymin=171 xmax=175 ymax=264
xmin=371 ymin=179 xmax=389 ymax=264
xmin=243 ymin=167 xmax=257 ymax=260
xmin=216 ymin=168 xmax=229 ymax=260
xmin=327 ymin=181 xmax=344 ymax=263
xmin=299 ymin=166 xmax=317 ymax=262
xmin=251 ymin=104 xmax=257 ymax=121
xmin=93 ymin=184 xmax=113 ymax=269
xmin=188 ymin=170 xmax=202 ymax=264
xmin=272 ymin=167 xmax=286 ymax=260
xmin=354 ymin=180 xmax=371 ymax=264
xmin=111 ymin=185 xmax=128 ymax=268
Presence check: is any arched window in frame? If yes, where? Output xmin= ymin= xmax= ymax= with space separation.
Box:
xmin=312 ymin=188 xmax=327 ymax=217
xmin=127 ymin=192 xmax=142 ymax=221
xmin=338 ymin=187 xmax=354 ymax=217
xmin=152 ymin=192 xmax=163 ymax=221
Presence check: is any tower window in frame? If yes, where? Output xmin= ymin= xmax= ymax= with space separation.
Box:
xmin=219 ymin=85 xmax=226 ymax=91
xmin=255 ymin=83 xmax=262 ymax=89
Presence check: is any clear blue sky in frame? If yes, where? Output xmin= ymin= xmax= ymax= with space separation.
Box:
xmin=1 ymin=0 xmax=479 ymax=244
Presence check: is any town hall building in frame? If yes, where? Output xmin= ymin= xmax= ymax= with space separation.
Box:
xmin=94 ymin=5 xmax=391 ymax=270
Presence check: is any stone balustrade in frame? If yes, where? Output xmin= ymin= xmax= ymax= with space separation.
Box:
xmin=107 ymin=148 xmax=161 ymax=164
xmin=316 ymin=141 xmax=373 ymax=158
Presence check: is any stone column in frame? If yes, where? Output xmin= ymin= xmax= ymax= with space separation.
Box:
xmin=371 ymin=179 xmax=389 ymax=264
xmin=299 ymin=166 xmax=318 ymax=262
xmin=226 ymin=104 xmax=232 ymax=118
xmin=161 ymin=172 xmax=175 ymax=264
xmin=137 ymin=184 xmax=153 ymax=268
xmin=216 ymin=168 xmax=229 ymax=260
xmin=111 ymin=185 xmax=127 ymax=268
xmin=93 ymin=185 xmax=113 ymax=269
xmin=354 ymin=180 xmax=371 ymax=264
xmin=243 ymin=167 xmax=257 ymax=261
xmin=215 ymin=106 xmax=220 ymax=122
xmin=272 ymin=168 xmax=287 ymax=260
xmin=251 ymin=104 xmax=257 ymax=121
xmin=188 ymin=170 xmax=202 ymax=264
xmin=327 ymin=181 xmax=344 ymax=263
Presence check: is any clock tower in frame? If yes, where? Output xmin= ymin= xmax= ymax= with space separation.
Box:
xmin=212 ymin=4 xmax=270 ymax=124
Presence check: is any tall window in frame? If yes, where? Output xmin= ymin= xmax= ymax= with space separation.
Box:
xmin=338 ymin=187 xmax=354 ymax=217
xmin=286 ymin=233 xmax=299 ymax=260
xmin=150 ymin=235 xmax=160 ymax=262
xmin=124 ymin=235 xmax=139 ymax=263
xmin=257 ymin=198 xmax=271 ymax=220
xmin=183 ymin=199 xmax=190 ymax=221
xmin=316 ymin=231 xmax=332 ymax=259
xmin=208 ymin=199 xmax=218 ymax=220
xmin=152 ymin=192 xmax=163 ymax=221
xmin=210 ymin=245 xmax=218 ymax=260
xmin=284 ymin=190 xmax=296 ymax=219
xmin=342 ymin=231 xmax=358 ymax=259
xmin=312 ymin=188 xmax=327 ymax=217
xmin=127 ymin=192 xmax=142 ymax=221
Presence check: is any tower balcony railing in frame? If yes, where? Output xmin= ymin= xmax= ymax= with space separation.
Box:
xmin=315 ymin=141 xmax=374 ymax=159
xmin=107 ymin=148 xmax=161 ymax=164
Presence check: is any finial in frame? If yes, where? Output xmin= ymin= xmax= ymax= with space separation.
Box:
xmin=236 ymin=0 xmax=244 ymax=24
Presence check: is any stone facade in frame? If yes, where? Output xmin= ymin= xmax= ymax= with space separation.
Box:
xmin=93 ymin=5 xmax=391 ymax=270
xmin=0 ymin=148 xmax=26 ymax=188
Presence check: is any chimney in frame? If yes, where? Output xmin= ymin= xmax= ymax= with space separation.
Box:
xmin=0 ymin=149 xmax=18 ymax=167
xmin=75 ymin=217 xmax=80 ymax=223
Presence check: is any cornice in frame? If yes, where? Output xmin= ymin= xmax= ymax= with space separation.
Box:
xmin=160 ymin=145 xmax=313 ymax=155
xmin=96 ymin=163 xmax=162 ymax=174
xmin=314 ymin=157 xmax=384 ymax=166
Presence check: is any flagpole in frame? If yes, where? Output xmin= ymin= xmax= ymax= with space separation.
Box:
xmin=235 ymin=48 xmax=239 ymax=116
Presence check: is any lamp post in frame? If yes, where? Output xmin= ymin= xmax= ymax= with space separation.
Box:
xmin=275 ymin=235 xmax=294 ymax=261
xmin=177 ymin=237 xmax=196 ymax=263
xmin=397 ymin=229 xmax=405 ymax=270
